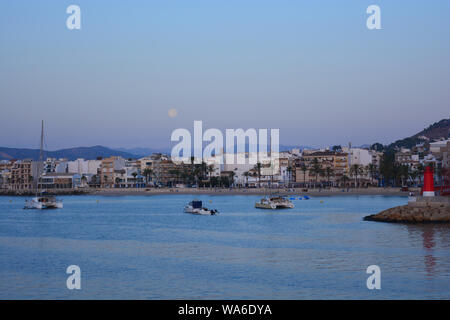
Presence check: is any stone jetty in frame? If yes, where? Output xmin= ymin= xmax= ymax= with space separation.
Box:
xmin=364 ymin=196 xmax=450 ymax=223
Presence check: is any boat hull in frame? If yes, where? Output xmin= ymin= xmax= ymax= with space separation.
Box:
xmin=255 ymin=197 xmax=295 ymax=209
xmin=184 ymin=206 xmax=217 ymax=216
xmin=255 ymin=202 xmax=276 ymax=209
xmin=184 ymin=207 xmax=216 ymax=215
xmin=24 ymin=197 xmax=63 ymax=210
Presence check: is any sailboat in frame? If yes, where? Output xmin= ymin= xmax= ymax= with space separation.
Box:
xmin=24 ymin=121 xmax=63 ymax=210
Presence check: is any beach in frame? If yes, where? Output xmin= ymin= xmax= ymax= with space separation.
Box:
xmin=90 ymin=187 xmax=414 ymax=197
xmin=0 ymin=187 xmax=416 ymax=197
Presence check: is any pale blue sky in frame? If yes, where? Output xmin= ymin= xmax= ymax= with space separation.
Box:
xmin=1 ymin=1 xmax=449 ymax=150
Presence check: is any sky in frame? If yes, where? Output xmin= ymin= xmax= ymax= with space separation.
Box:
xmin=1 ymin=0 xmax=449 ymax=150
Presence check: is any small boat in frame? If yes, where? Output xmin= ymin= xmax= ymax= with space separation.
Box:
xmin=184 ymin=200 xmax=218 ymax=215
xmin=255 ymin=196 xmax=294 ymax=209
xmin=25 ymin=195 xmax=63 ymax=210
xmin=24 ymin=121 xmax=63 ymax=210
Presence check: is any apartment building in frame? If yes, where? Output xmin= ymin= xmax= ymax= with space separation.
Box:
xmin=100 ymin=156 xmax=126 ymax=188
xmin=10 ymin=160 xmax=35 ymax=190
xmin=294 ymin=151 xmax=349 ymax=184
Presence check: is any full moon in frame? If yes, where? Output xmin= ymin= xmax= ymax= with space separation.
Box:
xmin=168 ymin=108 xmax=178 ymax=118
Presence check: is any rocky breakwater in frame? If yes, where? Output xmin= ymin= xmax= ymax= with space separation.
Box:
xmin=364 ymin=196 xmax=450 ymax=223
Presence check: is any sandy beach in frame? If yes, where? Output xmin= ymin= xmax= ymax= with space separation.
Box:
xmin=0 ymin=187 xmax=419 ymax=197
xmin=90 ymin=187 xmax=416 ymax=197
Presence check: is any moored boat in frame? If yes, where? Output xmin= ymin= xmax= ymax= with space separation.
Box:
xmin=25 ymin=195 xmax=63 ymax=210
xmin=24 ymin=121 xmax=63 ymax=210
xmin=255 ymin=196 xmax=294 ymax=209
xmin=184 ymin=200 xmax=218 ymax=215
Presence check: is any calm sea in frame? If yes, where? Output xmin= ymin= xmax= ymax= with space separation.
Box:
xmin=0 ymin=194 xmax=449 ymax=299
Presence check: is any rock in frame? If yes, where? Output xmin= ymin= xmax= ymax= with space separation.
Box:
xmin=364 ymin=201 xmax=450 ymax=223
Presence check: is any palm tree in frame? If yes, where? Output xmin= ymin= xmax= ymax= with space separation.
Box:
xmin=350 ymin=164 xmax=362 ymax=187
xmin=286 ymin=166 xmax=292 ymax=186
xmin=168 ymin=169 xmax=180 ymax=187
xmin=143 ymin=168 xmax=153 ymax=186
xmin=311 ymin=158 xmax=322 ymax=186
xmin=254 ymin=162 xmax=262 ymax=188
xmin=300 ymin=163 xmax=307 ymax=186
xmin=192 ymin=166 xmax=202 ymax=186
xmin=340 ymin=175 xmax=350 ymax=187
xmin=243 ymin=171 xmax=250 ymax=188
xmin=399 ymin=165 xmax=409 ymax=187
xmin=207 ymin=164 xmax=215 ymax=188
xmin=131 ymin=172 xmax=138 ymax=187
xmin=367 ymin=163 xmax=377 ymax=185
xmin=81 ymin=175 xmax=88 ymax=187
xmin=181 ymin=169 xmax=189 ymax=185
xmin=409 ymin=169 xmax=418 ymax=186
xmin=417 ymin=164 xmax=424 ymax=185
xmin=325 ymin=167 xmax=334 ymax=187
xmin=229 ymin=171 xmax=236 ymax=188
xmin=392 ymin=162 xmax=401 ymax=187
xmin=200 ymin=161 xmax=207 ymax=181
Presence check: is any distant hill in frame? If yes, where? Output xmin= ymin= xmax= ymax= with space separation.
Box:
xmin=412 ymin=119 xmax=450 ymax=140
xmin=0 ymin=143 xmax=313 ymax=161
xmin=387 ymin=119 xmax=450 ymax=151
xmin=280 ymin=145 xmax=313 ymax=151
xmin=0 ymin=145 xmax=139 ymax=161
xmin=115 ymin=147 xmax=169 ymax=157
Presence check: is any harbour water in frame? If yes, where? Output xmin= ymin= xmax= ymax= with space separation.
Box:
xmin=0 ymin=194 xmax=449 ymax=299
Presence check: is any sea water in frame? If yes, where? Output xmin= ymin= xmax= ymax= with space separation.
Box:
xmin=0 ymin=194 xmax=449 ymax=299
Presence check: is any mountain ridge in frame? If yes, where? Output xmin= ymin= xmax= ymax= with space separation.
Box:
xmin=386 ymin=118 xmax=450 ymax=151
xmin=0 ymin=145 xmax=138 ymax=161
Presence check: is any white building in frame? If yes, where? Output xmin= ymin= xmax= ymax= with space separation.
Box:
xmin=430 ymin=139 xmax=450 ymax=153
xmin=68 ymin=159 xmax=101 ymax=175
xmin=346 ymin=148 xmax=373 ymax=167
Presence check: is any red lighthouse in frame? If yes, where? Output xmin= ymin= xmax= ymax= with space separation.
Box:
xmin=423 ymin=165 xmax=435 ymax=197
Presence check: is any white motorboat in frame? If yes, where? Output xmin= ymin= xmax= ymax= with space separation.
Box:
xmin=25 ymin=195 xmax=63 ymax=209
xmin=184 ymin=200 xmax=218 ymax=215
xmin=255 ymin=196 xmax=294 ymax=209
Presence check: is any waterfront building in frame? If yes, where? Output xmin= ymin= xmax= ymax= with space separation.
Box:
xmin=395 ymin=151 xmax=420 ymax=170
xmin=112 ymin=162 xmax=146 ymax=188
xmin=150 ymin=158 xmax=180 ymax=186
xmin=38 ymin=172 xmax=80 ymax=189
xmin=347 ymin=148 xmax=372 ymax=167
xmin=430 ymin=139 xmax=450 ymax=169
xmin=67 ymin=158 xmax=101 ymax=176
xmin=294 ymin=151 xmax=350 ymax=185
xmin=10 ymin=160 xmax=35 ymax=190
xmin=0 ymin=161 xmax=14 ymax=189
xmin=100 ymin=156 xmax=126 ymax=188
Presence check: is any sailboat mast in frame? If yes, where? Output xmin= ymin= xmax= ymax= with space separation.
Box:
xmin=37 ymin=120 xmax=44 ymax=195
xmin=40 ymin=120 xmax=44 ymax=163
xmin=270 ymin=131 xmax=273 ymax=194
